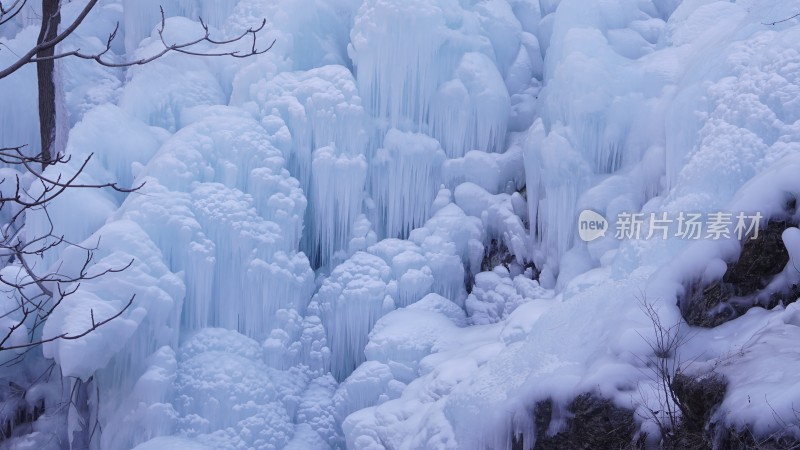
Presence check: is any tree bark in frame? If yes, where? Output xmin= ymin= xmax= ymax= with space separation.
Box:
xmin=36 ymin=0 xmax=61 ymax=170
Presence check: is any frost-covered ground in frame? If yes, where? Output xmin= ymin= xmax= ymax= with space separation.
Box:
xmin=2 ymin=0 xmax=800 ymax=448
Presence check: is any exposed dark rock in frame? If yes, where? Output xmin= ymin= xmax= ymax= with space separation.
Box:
xmin=507 ymin=378 xmax=732 ymax=450
xmin=722 ymin=221 xmax=792 ymax=296
xmin=465 ymin=269 xmax=475 ymax=294
xmin=713 ymin=425 xmax=800 ymax=450
xmin=765 ymin=283 xmax=800 ymax=310
xmin=681 ymin=220 xmax=799 ymax=327
xmin=671 ymin=372 xmax=727 ymax=435
xmin=481 ymin=238 xmax=516 ymax=272
xmin=480 ymin=238 xmax=538 ymax=277
xmin=682 ymin=281 xmax=739 ymax=328
xmin=512 ymin=393 xmax=638 ymax=450
xmin=648 ymin=372 xmax=727 ymax=450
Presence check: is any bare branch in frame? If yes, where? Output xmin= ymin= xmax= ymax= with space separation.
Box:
xmin=0 ymin=148 xmax=144 ymax=210
xmin=763 ymin=12 xmax=800 ymax=26
xmin=0 ymin=295 xmax=135 ymax=352
xmin=2 ymin=3 xmax=273 ymax=77
xmin=13 ymin=247 xmax=52 ymax=297
xmin=0 ymin=0 xmax=27 ymax=26
xmin=0 ymin=148 xmax=141 ymax=361
xmin=0 ymin=0 xmax=98 ymax=79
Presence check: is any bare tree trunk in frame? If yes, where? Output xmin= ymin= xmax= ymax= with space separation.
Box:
xmin=36 ymin=0 xmax=61 ymax=170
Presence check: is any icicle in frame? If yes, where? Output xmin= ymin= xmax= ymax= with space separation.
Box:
xmin=41 ymin=220 xmax=184 ymax=450
xmin=408 ymin=203 xmax=484 ymax=305
xmin=116 ymin=179 xmax=215 ymax=332
xmin=429 ymin=52 xmax=510 ymax=157
xmin=371 ymin=129 xmax=446 ymax=239
xmin=349 ymin=0 xmax=458 ymax=131
xmin=523 ymin=121 xmax=592 ymax=267
xmin=191 ymin=183 xmax=314 ymax=337
xmin=248 ymin=166 xmax=307 ymax=251
xmin=315 ymin=252 xmax=393 ymax=381
xmin=239 ymin=66 xmax=368 ymax=194
xmin=309 ymin=146 xmax=368 ymax=267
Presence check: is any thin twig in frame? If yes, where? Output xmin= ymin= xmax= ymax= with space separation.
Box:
xmin=762 ymin=12 xmax=800 ymax=26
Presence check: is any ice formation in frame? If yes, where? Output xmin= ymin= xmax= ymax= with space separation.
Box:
xmin=371 ymin=130 xmax=446 ymax=239
xmin=2 ymin=0 xmax=800 ymax=449
xmin=232 ymin=64 xmax=369 ymax=266
xmin=349 ymin=0 xmax=512 ymax=155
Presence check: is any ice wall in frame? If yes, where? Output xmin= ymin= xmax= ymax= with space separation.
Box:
xmin=12 ymin=0 xmax=800 ymax=449
xmin=348 ymin=0 xmax=513 ymax=155
xmin=0 ymin=28 xmax=39 ymax=153
xmin=371 ymin=130 xmax=446 ymax=238
xmin=525 ymin=0 xmax=675 ymax=278
xmin=232 ymin=65 xmax=369 ymax=267
xmin=316 ymin=199 xmax=483 ymax=381
xmin=1 ymin=0 xmax=575 ymax=448
xmin=130 ymin=105 xmax=315 ymax=337
xmin=0 ymin=7 xmax=123 ymax=159
xmin=120 ymin=34 xmax=227 ymax=131
xmin=343 ymin=1 xmax=800 ymax=448
xmin=41 ymin=220 xmax=185 ymax=449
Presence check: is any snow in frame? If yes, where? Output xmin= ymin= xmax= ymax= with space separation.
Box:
xmin=42 ymin=220 xmax=184 ymax=380
xmin=120 ymin=21 xmax=229 ymax=131
xmin=3 ymin=0 xmax=800 ymax=448
xmin=341 ymin=302 xmax=507 ymax=449
xmin=784 ymin=228 xmax=800 ymax=270
xmin=466 ymin=270 xmax=553 ymax=325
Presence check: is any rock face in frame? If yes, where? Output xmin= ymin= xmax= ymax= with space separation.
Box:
xmin=481 ymin=238 xmax=516 ymax=273
xmin=506 ymin=375 xmax=800 ymax=450
xmin=671 ymin=372 xmax=726 ymax=435
xmin=723 ymin=221 xmax=792 ymax=295
xmin=640 ymin=371 xmax=727 ymax=450
xmin=665 ymin=372 xmax=726 ymax=450
xmin=681 ymin=220 xmax=799 ymax=327
xmin=713 ymin=426 xmax=800 ymax=450
xmin=512 ymin=393 xmax=638 ymax=450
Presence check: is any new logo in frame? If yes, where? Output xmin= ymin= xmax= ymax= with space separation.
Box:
xmin=578 ymin=210 xmax=608 ymax=242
